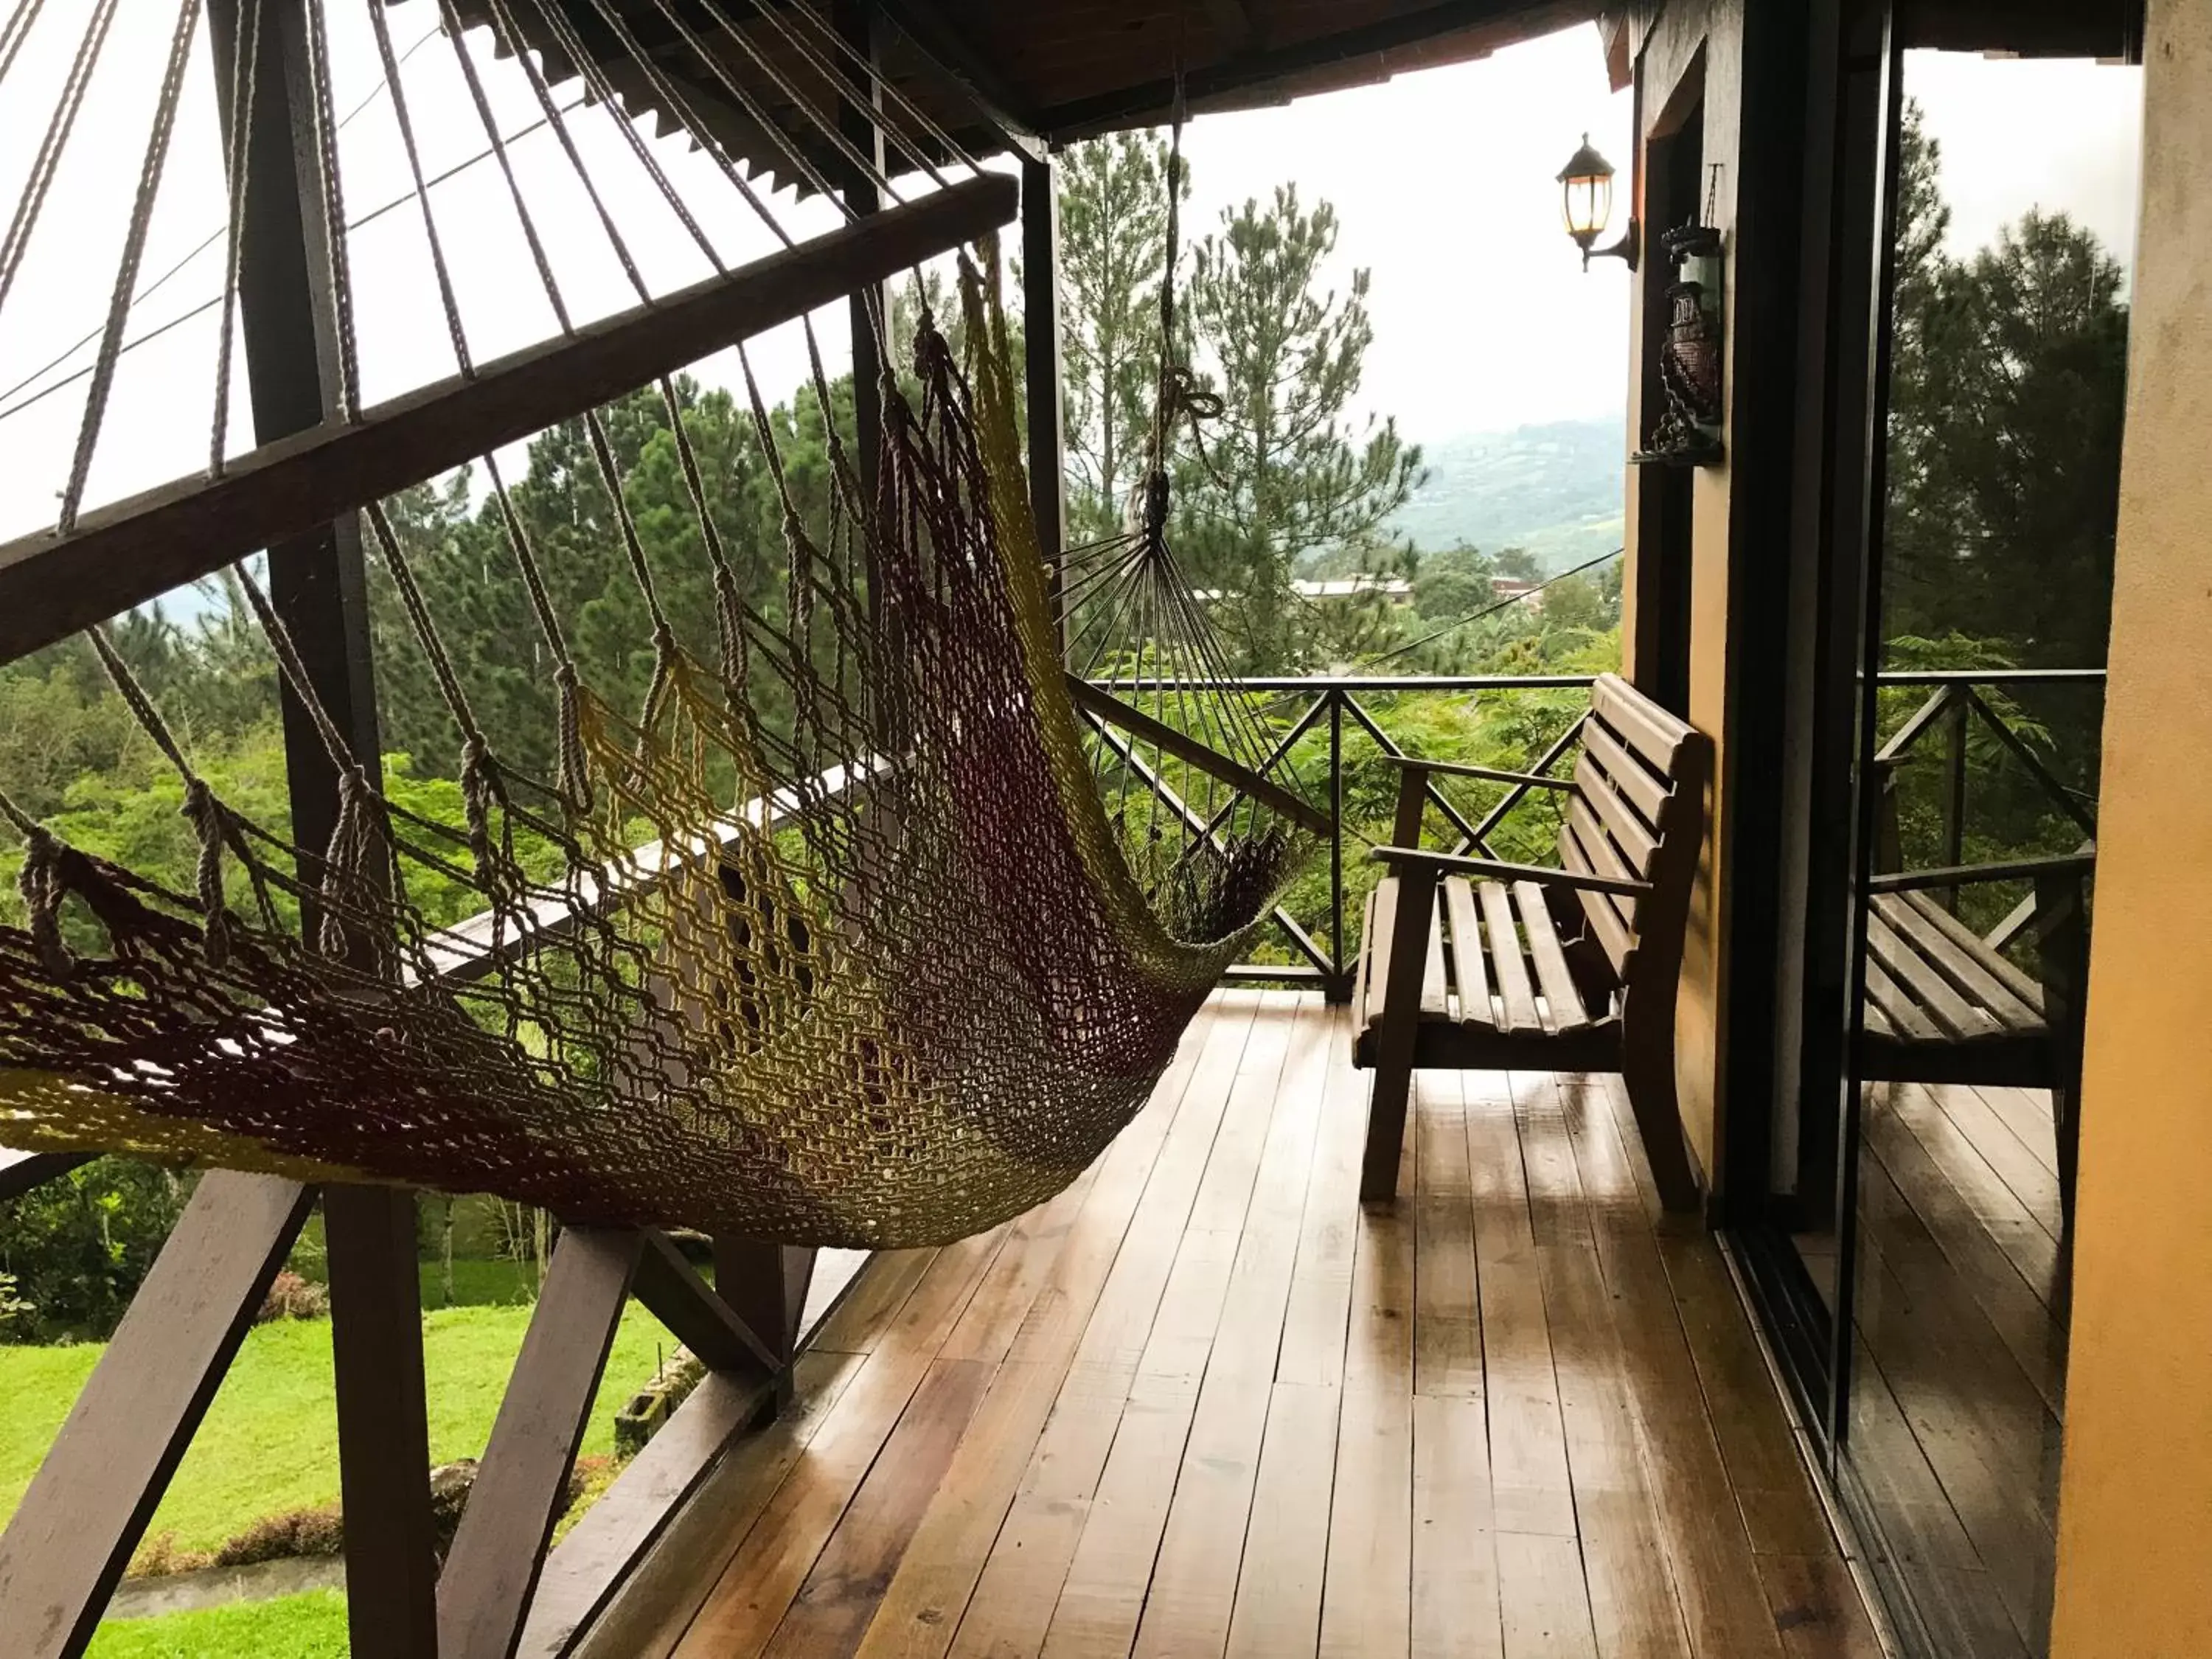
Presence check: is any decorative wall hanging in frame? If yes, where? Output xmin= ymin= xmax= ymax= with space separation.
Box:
xmin=1634 ymin=164 xmax=1726 ymax=468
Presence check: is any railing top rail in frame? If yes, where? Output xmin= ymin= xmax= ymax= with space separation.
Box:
xmin=1087 ymin=668 xmax=2107 ymax=694
xmin=1871 ymin=667 xmax=2107 ymax=686
xmin=1088 ymin=674 xmax=1601 ymax=692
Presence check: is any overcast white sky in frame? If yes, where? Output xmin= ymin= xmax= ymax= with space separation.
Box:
xmin=0 ymin=15 xmax=2147 ymax=552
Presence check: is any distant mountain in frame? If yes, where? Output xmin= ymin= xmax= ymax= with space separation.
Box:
xmin=1380 ymin=416 xmax=1627 ymax=575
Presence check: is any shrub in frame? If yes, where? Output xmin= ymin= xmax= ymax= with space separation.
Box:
xmin=128 ymin=1530 xmax=216 ymax=1579
xmin=254 ymin=1270 xmax=330 ymax=1324
xmin=213 ymin=1503 xmax=346 ymax=1568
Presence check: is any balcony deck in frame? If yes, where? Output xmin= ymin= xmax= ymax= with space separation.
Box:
xmin=577 ymin=989 xmax=1885 ymax=1659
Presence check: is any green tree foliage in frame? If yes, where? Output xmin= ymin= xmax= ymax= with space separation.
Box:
xmin=1885 ymin=100 xmax=2126 ymax=673
xmin=1057 ymin=133 xmax=1181 ymax=543
xmin=1874 ymin=100 xmax=2126 ymax=891
xmin=0 ymin=1158 xmax=188 ymax=1343
xmin=1179 ymin=185 xmax=1424 ymax=668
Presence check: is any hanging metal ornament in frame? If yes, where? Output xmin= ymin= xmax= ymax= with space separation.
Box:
xmin=1633 ymin=164 xmax=1727 ymax=468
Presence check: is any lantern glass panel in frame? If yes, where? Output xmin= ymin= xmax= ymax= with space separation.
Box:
xmin=1562 ymin=170 xmax=1612 ymax=240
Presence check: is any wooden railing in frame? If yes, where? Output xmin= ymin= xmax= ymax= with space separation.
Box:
xmin=1870 ymin=667 xmax=2104 ymax=952
xmin=1084 ymin=667 xmax=2108 ymax=998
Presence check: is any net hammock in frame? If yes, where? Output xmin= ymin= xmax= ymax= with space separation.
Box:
xmin=0 ymin=0 xmax=1314 ymax=1248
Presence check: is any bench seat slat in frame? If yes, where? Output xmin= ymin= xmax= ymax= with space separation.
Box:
xmin=1476 ymin=878 xmax=1540 ymax=1034
xmin=1514 ymin=880 xmax=1591 ymax=1036
xmin=1444 ymin=876 xmax=1490 ymax=1026
xmin=1875 ymin=894 xmax=2043 ymax=1033
xmin=1422 ymin=888 xmax=1450 ymax=1019
xmin=1898 ymin=890 xmax=2045 ymax=1018
xmin=1867 ymin=907 xmax=2005 ymax=1043
xmin=1863 ymin=953 xmax=1944 ymax=1044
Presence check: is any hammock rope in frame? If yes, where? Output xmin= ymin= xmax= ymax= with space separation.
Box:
xmin=0 ymin=1 xmax=1311 ymax=1249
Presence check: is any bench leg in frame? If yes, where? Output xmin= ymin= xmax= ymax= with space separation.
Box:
xmin=1620 ymin=1040 xmax=1701 ymax=1213
xmin=1362 ymin=1055 xmax=1414 ymax=1203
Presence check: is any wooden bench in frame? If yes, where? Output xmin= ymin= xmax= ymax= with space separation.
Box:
xmin=1856 ymin=852 xmax=2094 ymax=1231
xmin=1352 ymin=673 xmax=1710 ymax=1211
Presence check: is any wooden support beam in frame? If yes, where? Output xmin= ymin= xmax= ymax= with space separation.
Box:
xmin=874 ymin=0 xmax=1047 ymax=158
xmin=714 ymin=1236 xmax=816 ymax=1358
xmin=1022 ymin=152 xmax=1068 ymax=608
xmin=713 ymin=1237 xmax=815 ymax=1408
xmin=632 ymin=1231 xmax=781 ymax=1379
xmin=510 ymin=1368 xmax=778 ymax=1659
xmin=207 ymin=2 xmax=439 ymax=1648
xmin=1035 ymin=0 xmax=1551 ymax=138
xmin=438 ymin=1227 xmax=645 ymax=1659
xmin=324 ymin=1187 xmax=441 ymax=1655
xmin=0 ymin=1173 xmax=313 ymax=1658
xmin=0 ymin=1150 xmax=92 ymax=1203
xmin=1065 ymin=673 xmax=1333 ymax=838
xmin=0 ymin=173 xmax=1018 ymax=666
xmin=1200 ymin=0 xmax=1256 ymax=52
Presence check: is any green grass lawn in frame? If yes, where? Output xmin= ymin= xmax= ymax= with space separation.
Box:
xmin=88 ymin=1590 xmax=350 ymax=1657
xmin=0 ymin=1299 xmax=684 ymax=1557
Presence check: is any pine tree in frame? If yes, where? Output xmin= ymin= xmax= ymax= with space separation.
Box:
xmin=1180 ymin=184 xmax=1422 ymax=669
xmin=1057 ymin=132 xmax=1182 ymax=541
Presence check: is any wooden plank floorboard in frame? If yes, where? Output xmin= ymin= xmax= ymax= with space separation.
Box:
xmin=1921 ymin=1085 xmax=2062 ymax=1239
xmin=1228 ymin=1379 xmax=1341 ymax=1659
xmin=852 ymin=997 xmax=1231 ymax=1659
xmin=947 ymin=994 xmax=1264 ymax=1659
xmin=1514 ymin=1072 xmax=1691 ymax=1659
xmin=1884 ymin=1087 xmax=2062 ymax=1298
xmin=1756 ymin=1554 xmax=1888 ymax=1659
xmin=1548 ymin=1074 xmax=1781 ymax=1659
xmin=674 ymin=1228 xmax=1017 ymax=1658
xmin=1318 ymin=1097 xmax=1414 ymax=1659
xmin=1864 ymin=1101 xmax=2066 ymax=1414
xmin=1135 ymin=997 xmax=1332 ymax=1659
xmin=582 ymin=1000 xmax=1880 ymax=1659
xmin=1045 ymin=996 xmax=1304 ymax=1655
xmin=1277 ymin=1009 xmax=1372 ymax=1387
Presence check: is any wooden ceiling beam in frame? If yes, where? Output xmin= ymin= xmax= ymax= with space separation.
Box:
xmin=1200 ymin=0 xmax=1256 ymax=54
xmin=874 ymin=0 xmax=1048 ymax=160
xmin=1037 ymin=0 xmax=1588 ymax=140
xmin=0 ymin=171 xmax=1018 ymax=668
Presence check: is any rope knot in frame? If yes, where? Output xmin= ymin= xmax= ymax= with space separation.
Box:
xmin=17 ymin=826 xmax=72 ymax=980
xmin=459 ymin=736 xmax=504 ymax=899
xmin=181 ymin=776 xmax=232 ymax=968
xmin=553 ymin=663 xmax=591 ymax=815
xmin=317 ymin=766 xmax=378 ymax=962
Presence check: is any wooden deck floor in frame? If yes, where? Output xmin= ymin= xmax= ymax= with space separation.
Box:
xmin=578 ymin=990 xmax=1885 ymax=1659
xmin=1846 ymin=1082 xmax=2068 ymax=1659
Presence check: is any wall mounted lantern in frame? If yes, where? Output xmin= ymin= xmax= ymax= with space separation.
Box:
xmin=1559 ymin=135 xmax=1638 ymax=271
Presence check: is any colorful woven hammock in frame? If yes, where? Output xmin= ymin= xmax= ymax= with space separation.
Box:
xmin=0 ymin=257 xmax=1307 ymax=1248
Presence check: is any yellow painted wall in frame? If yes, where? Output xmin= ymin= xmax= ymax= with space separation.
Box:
xmin=2050 ymin=4 xmax=2212 ymax=1653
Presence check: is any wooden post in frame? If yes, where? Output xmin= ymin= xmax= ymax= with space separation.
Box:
xmin=1021 ymin=151 xmax=1068 ymax=625
xmin=1327 ymin=691 xmax=1348 ymax=1001
xmin=0 ymin=1175 xmax=313 ymax=1658
xmin=438 ymin=1229 xmax=645 ymax=1659
xmin=713 ymin=1237 xmax=816 ymax=1405
xmin=1938 ymin=693 xmax=1969 ymax=912
xmin=206 ymin=2 xmax=437 ymax=1649
xmin=1360 ymin=763 xmax=1436 ymax=1202
xmin=835 ymin=0 xmax=887 ymax=512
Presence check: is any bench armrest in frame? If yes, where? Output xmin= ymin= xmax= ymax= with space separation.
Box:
xmin=1382 ymin=754 xmax=1575 ymax=791
xmin=1370 ymin=844 xmax=1651 ymax=900
xmin=1866 ymin=852 xmax=2096 ymax=894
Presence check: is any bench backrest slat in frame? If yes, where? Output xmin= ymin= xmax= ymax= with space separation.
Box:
xmin=1557 ymin=675 xmax=1709 ymax=987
